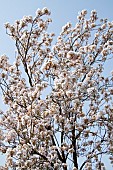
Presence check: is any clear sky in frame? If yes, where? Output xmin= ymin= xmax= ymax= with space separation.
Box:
xmin=0 ymin=0 xmax=113 ymax=169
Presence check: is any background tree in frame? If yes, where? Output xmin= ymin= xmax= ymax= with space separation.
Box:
xmin=0 ymin=8 xmax=113 ymax=170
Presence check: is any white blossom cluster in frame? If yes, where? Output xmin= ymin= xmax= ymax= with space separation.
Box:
xmin=0 ymin=8 xmax=113 ymax=170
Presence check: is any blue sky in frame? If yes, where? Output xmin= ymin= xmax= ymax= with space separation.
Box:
xmin=0 ymin=0 xmax=113 ymax=169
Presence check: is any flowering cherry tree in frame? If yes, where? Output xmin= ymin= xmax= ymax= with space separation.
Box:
xmin=0 ymin=8 xmax=113 ymax=170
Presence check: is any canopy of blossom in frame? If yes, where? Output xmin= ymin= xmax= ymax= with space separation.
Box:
xmin=0 ymin=8 xmax=113 ymax=170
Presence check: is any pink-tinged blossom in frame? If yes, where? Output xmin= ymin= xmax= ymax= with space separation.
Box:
xmin=0 ymin=8 xmax=113 ymax=170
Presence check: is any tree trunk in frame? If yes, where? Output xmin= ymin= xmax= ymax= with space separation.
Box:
xmin=72 ymin=127 xmax=78 ymax=169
